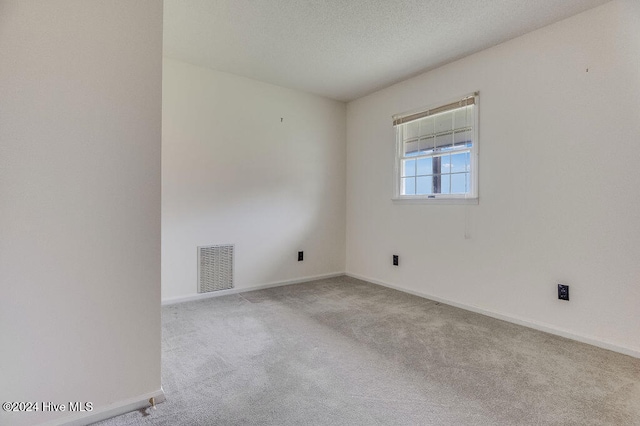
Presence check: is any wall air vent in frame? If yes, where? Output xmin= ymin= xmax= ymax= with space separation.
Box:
xmin=198 ymin=244 xmax=234 ymax=293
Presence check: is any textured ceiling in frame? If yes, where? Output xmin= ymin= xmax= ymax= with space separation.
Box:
xmin=164 ymin=0 xmax=610 ymax=102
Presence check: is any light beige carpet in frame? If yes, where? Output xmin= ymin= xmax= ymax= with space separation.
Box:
xmin=97 ymin=276 xmax=640 ymax=425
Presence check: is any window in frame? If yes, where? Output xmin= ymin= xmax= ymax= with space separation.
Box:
xmin=393 ymin=92 xmax=478 ymax=202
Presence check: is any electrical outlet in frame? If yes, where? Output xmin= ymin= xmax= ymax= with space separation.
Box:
xmin=298 ymin=251 xmax=303 ymax=262
xmin=393 ymin=255 xmax=399 ymax=266
xmin=558 ymin=284 xmax=569 ymax=301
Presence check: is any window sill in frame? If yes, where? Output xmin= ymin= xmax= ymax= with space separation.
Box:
xmin=392 ymin=196 xmax=478 ymax=205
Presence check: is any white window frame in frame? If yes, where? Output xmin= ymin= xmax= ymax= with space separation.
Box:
xmin=392 ymin=92 xmax=479 ymax=204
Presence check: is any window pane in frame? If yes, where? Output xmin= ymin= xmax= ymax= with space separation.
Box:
xmin=440 ymin=154 xmax=451 ymax=174
xmin=402 ymin=177 xmax=416 ymax=195
xmin=434 ymin=113 xmax=452 ymax=133
xmin=404 ymin=121 xmax=420 ymax=140
xmin=419 ymin=136 xmax=434 ymax=152
xmin=404 ymin=140 xmax=419 ymax=156
xmin=416 ymin=157 xmax=432 ymax=176
xmin=454 ymin=129 xmax=473 ymax=145
xmin=435 ymin=133 xmax=452 ymax=150
xmin=416 ymin=176 xmax=433 ymax=195
xmin=440 ymin=174 xmax=451 ymax=194
xmin=453 ymin=106 xmax=473 ymax=129
xmin=402 ymin=159 xmax=416 ymax=177
xmin=451 ymin=172 xmax=468 ymax=194
xmin=451 ymin=152 xmax=470 ymax=173
xmin=419 ymin=116 xmax=434 ymax=135
xmin=432 ymin=156 xmax=442 ymax=176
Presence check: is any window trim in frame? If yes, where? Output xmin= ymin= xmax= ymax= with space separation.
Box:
xmin=392 ymin=92 xmax=479 ymax=203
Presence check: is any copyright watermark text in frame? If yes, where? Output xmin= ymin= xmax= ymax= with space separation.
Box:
xmin=2 ymin=401 xmax=93 ymax=413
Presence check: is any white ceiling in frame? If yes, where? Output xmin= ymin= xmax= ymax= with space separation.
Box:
xmin=164 ymin=0 xmax=610 ymax=102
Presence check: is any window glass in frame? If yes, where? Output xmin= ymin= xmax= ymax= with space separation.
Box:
xmin=393 ymin=93 xmax=478 ymax=201
xmin=416 ymin=157 xmax=432 ymax=176
xmin=402 ymin=159 xmax=416 ymax=177
xmin=402 ymin=177 xmax=416 ymax=195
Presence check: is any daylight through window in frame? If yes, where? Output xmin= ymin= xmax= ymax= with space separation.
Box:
xmin=393 ymin=93 xmax=478 ymax=201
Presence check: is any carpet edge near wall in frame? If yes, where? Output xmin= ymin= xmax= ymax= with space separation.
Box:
xmin=344 ymin=272 xmax=640 ymax=360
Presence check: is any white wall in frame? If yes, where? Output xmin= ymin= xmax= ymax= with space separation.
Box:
xmin=162 ymin=58 xmax=346 ymax=301
xmin=0 ymin=1 xmax=163 ymax=425
xmin=346 ymin=0 xmax=640 ymax=356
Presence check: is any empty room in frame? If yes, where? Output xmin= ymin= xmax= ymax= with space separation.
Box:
xmin=1 ymin=0 xmax=639 ymax=425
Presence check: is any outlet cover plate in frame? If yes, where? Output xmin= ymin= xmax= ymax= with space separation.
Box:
xmin=558 ymin=284 xmax=569 ymax=301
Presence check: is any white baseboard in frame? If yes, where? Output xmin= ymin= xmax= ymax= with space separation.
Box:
xmin=39 ymin=388 xmax=165 ymax=426
xmin=346 ymin=273 xmax=640 ymax=359
xmin=162 ymin=272 xmax=346 ymax=306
